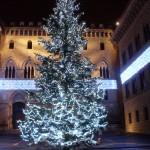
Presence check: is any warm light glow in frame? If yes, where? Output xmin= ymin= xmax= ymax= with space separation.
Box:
xmin=121 ymin=46 xmax=150 ymax=84
xmin=0 ymin=79 xmax=117 ymax=90
xmin=116 ymin=21 xmax=120 ymax=26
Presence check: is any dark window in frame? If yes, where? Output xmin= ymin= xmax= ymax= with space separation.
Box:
xmin=83 ymin=32 xmax=86 ymax=37
xmin=28 ymin=67 xmax=30 ymax=78
xmin=9 ymin=67 xmax=12 ymax=78
xmin=11 ymin=30 xmax=14 ymax=35
xmin=27 ymin=41 xmax=32 ymax=49
xmin=132 ymin=79 xmax=137 ymax=95
xmin=106 ymin=67 xmax=109 ymax=78
xmin=103 ymin=68 xmax=106 ymax=78
xmin=84 ymin=43 xmax=87 ymax=50
xmin=12 ymin=67 xmax=15 ymax=78
xmin=15 ymin=30 xmax=18 ymax=36
xmin=5 ymin=67 xmax=8 ymax=78
xmin=101 ymin=32 xmax=104 ymax=37
xmin=9 ymin=41 xmax=14 ymax=49
xmin=88 ymin=32 xmax=91 ymax=37
xmin=135 ymin=110 xmax=140 ymax=122
xmin=92 ymin=32 xmax=95 ymax=37
xmin=6 ymin=30 xmax=9 ymax=35
xmin=24 ymin=67 xmax=27 ymax=78
xmin=128 ymin=113 xmax=132 ymax=124
xmin=125 ymin=83 xmax=130 ymax=99
xmin=144 ymin=107 xmax=149 ymax=120
xmin=5 ymin=66 xmax=15 ymax=78
xmin=96 ymin=32 xmax=99 ymax=37
xmin=31 ymin=67 xmax=34 ymax=78
xmin=135 ymin=34 xmax=141 ymax=51
xmin=100 ymin=67 xmax=102 ymax=77
xmin=122 ymin=51 xmax=127 ymax=65
xmin=143 ymin=24 xmax=150 ymax=42
xmin=128 ymin=43 xmax=133 ymax=59
xmin=104 ymin=90 xmax=108 ymax=100
xmin=34 ymin=30 xmax=37 ymax=36
xmin=100 ymin=42 xmax=105 ymax=50
xmin=105 ymin=32 xmax=108 ymax=37
xmin=43 ymin=31 xmax=46 ymax=36
xmin=139 ymin=71 xmax=145 ymax=90
xmin=29 ymin=30 xmax=32 ymax=36
xmin=20 ymin=30 xmax=23 ymax=36
xmin=24 ymin=30 xmax=28 ymax=36
xmin=38 ymin=30 xmax=42 ymax=36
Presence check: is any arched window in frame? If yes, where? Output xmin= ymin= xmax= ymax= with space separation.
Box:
xmin=5 ymin=59 xmax=16 ymax=78
xmin=9 ymin=40 xmax=14 ymax=49
xmin=24 ymin=60 xmax=35 ymax=79
xmin=99 ymin=61 xmax=109 ymax=79
xmin=27 ymin=40 xmax=32 ymax=49
xmin=31 ymin=67 xmax=34 ymax=78
xmin=5 ymin=65 xmax=16 ymax=78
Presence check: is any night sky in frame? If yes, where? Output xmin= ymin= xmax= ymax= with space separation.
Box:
xmin=0 ymin=0 xmax=130 ymax=27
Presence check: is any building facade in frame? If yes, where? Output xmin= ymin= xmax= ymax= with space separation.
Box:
xmin=0 ymin=22 xmax=120 ymax=130
xmin=113 ymin=0 xmax=150 ymax=134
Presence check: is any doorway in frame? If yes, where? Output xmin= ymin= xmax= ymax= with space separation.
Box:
xmin=12 ymin=102 xmax=25 ymax=129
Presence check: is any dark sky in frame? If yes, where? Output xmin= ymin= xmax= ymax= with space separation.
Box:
xmin=0 ymin=0 xmax=130 ymax=27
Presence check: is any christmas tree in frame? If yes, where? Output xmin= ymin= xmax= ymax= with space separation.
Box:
xmin=19 ymin=0 xmax=107 ymax=149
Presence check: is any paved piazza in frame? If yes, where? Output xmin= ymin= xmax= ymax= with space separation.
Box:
xmin=0 ymin=133 xmax=150 ymax=150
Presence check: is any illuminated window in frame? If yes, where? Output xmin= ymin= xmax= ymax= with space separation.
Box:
xmin=9 ymin=40 xmax=14 ymax=49
xmin=128 ymin=113 xmax=132 ymax=124
xmin=144 ymin=107 xmax=149 ymax=120
xmin=100 ymin=42 xmax=105 ymax=50
xmin=143 ymin=24 xmax=150 ymax=42
xmin=135 ymin=110 xmax=140 ymax=122
xmin=27 ymin=40 xmax=32 ymax=49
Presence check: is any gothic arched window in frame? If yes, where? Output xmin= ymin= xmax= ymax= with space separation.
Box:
xmin=99 ymin=61 xmax=110 ymax=79
xmin=24 ymin=60 xmax=35 ymax=79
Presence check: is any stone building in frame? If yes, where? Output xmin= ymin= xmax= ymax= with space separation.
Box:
xmin=113 ymin=0 xmax=150 ymax=134
xmin=0 ymin=22 xmax=120 ymax=130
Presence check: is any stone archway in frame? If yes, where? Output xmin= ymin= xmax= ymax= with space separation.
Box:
xmin=12 ymin=102 xmax=25 ymax=129
xmin=11 ymin=93 xmax=26 ymax=129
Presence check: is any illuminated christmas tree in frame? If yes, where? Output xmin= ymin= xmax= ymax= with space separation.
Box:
xmin=19 ymin=0 xmax=107 ymax=149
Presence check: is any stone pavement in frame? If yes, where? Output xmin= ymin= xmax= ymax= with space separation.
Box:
xmin=0 ymin=133 xmax=150 ymax=150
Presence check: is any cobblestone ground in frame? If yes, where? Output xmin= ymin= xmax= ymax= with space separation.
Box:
xmin=0 ymin=133 xmax=150 ymax=150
